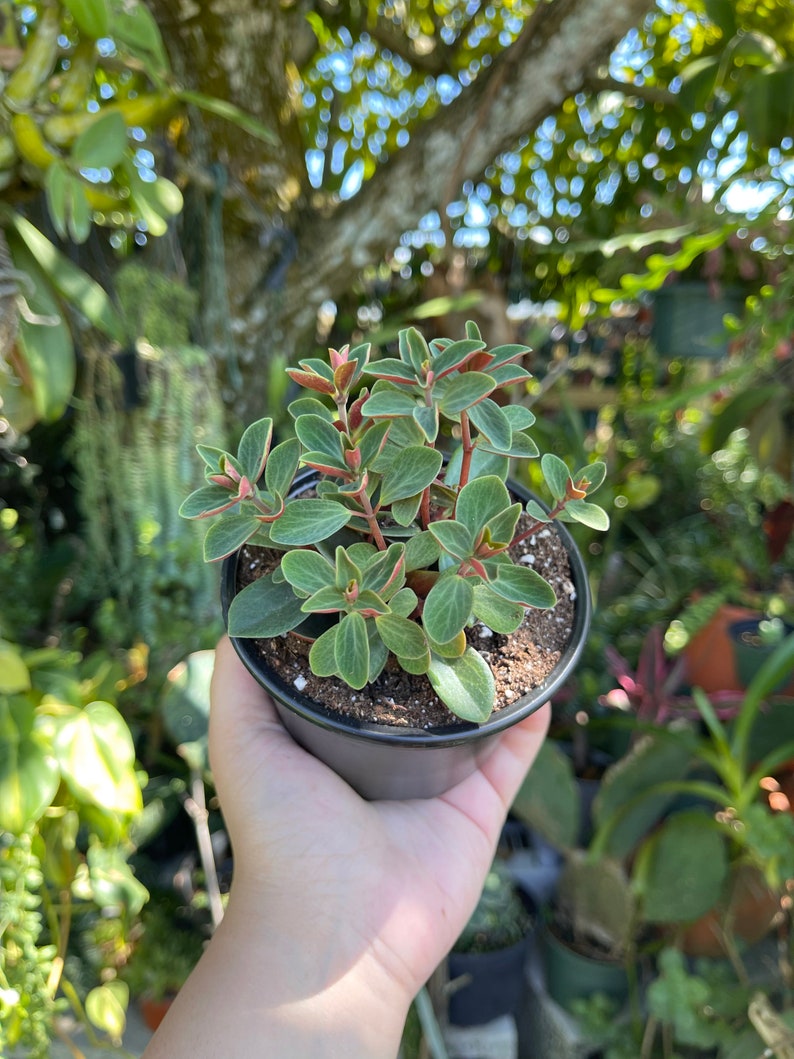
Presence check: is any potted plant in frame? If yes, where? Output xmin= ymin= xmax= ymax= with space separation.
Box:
xmin=728 ymin=615 xmax=794 ymax=693
xmin=180 ymin=322 xmax=609 ymax=798
xmin=447 ymin=861 xmax=532 ymax=1026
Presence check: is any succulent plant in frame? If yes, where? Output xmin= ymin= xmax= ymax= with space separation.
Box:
xmin=180 ymin=322 xmax=609 ymax=721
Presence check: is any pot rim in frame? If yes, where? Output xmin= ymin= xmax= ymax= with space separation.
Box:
xmin=222 ymin=477 xmax=592 ymax=748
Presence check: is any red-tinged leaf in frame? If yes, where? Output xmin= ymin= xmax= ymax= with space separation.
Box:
xmin=432 ymin=339 xmax=486 ymax=379
xmin=366 ymin=358 xmax=418 ymax=384
xmin=487 ymin=343 xmax=532 ymax=368
xmin=301 ymin=455 xmax=349 ymax=477
xmin=334 ymin=359 xmax=357 ymax=392
xmin=286 ymin=369 xmax=335 ymax=395
xmin=179 ymin=485 xmax=241 ymax=519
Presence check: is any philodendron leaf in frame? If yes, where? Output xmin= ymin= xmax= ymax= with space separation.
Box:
xmin=227 ymin=574 xmax=304 ymax=636
xmin=379 ymin=445 xmax=443 ymax=506
xmin=423 ymin=574 xmax=474 ymax=644
xmin=560 ymin=499 xmax=610 ymax=530
xmin=541 ymin=453 xmax=570 ymax=500
xmin=471 ymin=583 xmax=525 ymax=634
xmin=280 ymin=549 xmax=334 ymax=594
xmin=203 ymin=514 xmax=260 ymax=561
xmin=269 ymin=499 xmax=350 ymax=546
xmin=491 ymin=563 xmax=557 ymax=609
xmin=427 ymin=647 xmax=495 ymax=723
xmin=375 ymin=613 xmax=427 ymax=659
xmin=52 ymin=701 xmax=142 ymax=814
xmin=0 ymin=699 xmax=59 ymax=832
xmin=455 ymin=475 xmax=511 ymax=534
xmin=335 ymin=611 xmax=370 ymax=689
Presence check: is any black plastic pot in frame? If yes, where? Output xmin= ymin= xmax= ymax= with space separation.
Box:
xmin=221 ymin=479 xmax=592 ymax=800
xmin=447 ymin=936 xmax=530 ymax=1026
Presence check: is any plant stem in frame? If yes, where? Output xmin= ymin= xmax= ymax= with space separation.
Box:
xmin=358 ymin=487 xmax=388 ymax=550
xmin=455 ymin=412 xmax=474 ymax=505
xmin=510 ymin=497 xmax=567 ymax=548
xmin=183 ymin=765 xmax=225 ymax=932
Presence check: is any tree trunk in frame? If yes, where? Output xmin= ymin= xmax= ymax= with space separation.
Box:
xmin=155 ymin=0 xmax=654 ymax=408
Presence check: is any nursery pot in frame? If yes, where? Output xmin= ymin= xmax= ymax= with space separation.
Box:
xmin=539 ymin=922 xmax=629 ymax=1012
xmin=221 ymin=478 xmax=592 ymax=800
xmin=447 ymin=936 xmax=530 ymax=1026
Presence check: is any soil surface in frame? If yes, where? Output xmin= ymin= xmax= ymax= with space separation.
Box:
xmin=235 ymin=516 xmax=577 ymax=730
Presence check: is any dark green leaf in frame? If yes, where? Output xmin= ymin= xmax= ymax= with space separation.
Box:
xmin=404 ymin=531 xmax=440 ymax=571
xmin=302 ymin=585 xmax=347 ymax=612
xmin=361 ymin=389 xmax=417 ymax=418
xmin=412 ymin=404 xmax=439 ymax=442
xmin=391 ymin=493 xmax=423 ymax=526
xmin=389 ymin=588 xmax=418 ymax=617
xmin=228 ymin=575 xmax=304 ymax=636
xmin=375 ymin=613 xmax=427 ymax=658
xmin=179 ymin=485 xmax=237 ymax=519
xmin=62 ymin=0 xmax=110 ymax=38
xmin=295 ymin=414 xmax=345 ymax=461
xmin=431 ymin=338 xmax=487 ymax=378
xmin=288 ymin=396 xmax=334 ymax=422
xmin=366 ymin=357 xmax=418 ymax=383
xmin=265 ymin=438 xmax=300 ymax=497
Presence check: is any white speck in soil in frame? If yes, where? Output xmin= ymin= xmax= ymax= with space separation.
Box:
xmin=293 ymin=675 xmax=307 ymax=692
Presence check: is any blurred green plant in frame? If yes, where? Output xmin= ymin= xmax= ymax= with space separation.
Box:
xmin=0 ymin=636 xmax=147 ymax=1055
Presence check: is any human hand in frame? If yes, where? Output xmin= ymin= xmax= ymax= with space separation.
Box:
xmin=145 ymin=636 xmax=548 ymax=1058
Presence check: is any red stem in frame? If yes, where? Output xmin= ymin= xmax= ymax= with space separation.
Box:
xmin=454 ymin=412 xmax=474 ymax=515
xmin=357 ymin=487 xmax=387 ymax=550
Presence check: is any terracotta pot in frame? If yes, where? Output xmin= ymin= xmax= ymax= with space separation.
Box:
xmin=222 ymin=478 xmax=592 ymax=800
xmin=138 ymin=994 xmax=175 ymax=1032
xmin=678 ymin=865 xmax=780 ymax=959
xmin=683 ymin=603 xmax=760 ymax=694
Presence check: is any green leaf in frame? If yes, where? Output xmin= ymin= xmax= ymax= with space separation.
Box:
xmin=636 ymin=812 xmax=728 ymax=924
xmin=160 ymin=650 xmax=214 ymax=768
xmin=281 ymin=549 xmax=334 ymax=594
xmin=467 ymin=398 xmax=511 ymax=449
xmin=288 ymin=396 xmax=334 ymax=422
xmin=309 ymin=626 xmax=340 ymax=677
xmin=53 ymin=701 xmax=142 ymax=814
xmin=366 ymin=357 xmax=418 ymax=383
xmin=541 ymin=453 xmax=570 ymax=500
xmin=45 ymin=162 xmax=69 ymax=240
xmin=361 ymin=389 xmax=417 ymax=418
xmin=423 ymin=574 xmax=473 ymax=643
xmin=265 ymin=438 xmax=300 ymax=497
xmin=4 ymin=211 xmax=125 ymax=340
xmin=203 ymin=514 xmax=260 ymax=561
xmin=295 ymin=414 xmax=345 ymax=462
xmin=428 ymin=520 xmax=473 ymax=561
xmin=396 ymin=649 xmax=431 ymax=675
xmin=66 ymin=176 xmax=92 ymax=243
xmin=179 ymin=484 xmax=237 ymax=519
xmin=227 ymin=574 xmax=305 ymax=636
xmin=431 ymin=338 xmax=486 ymax=378
xmin=360 ymin=542 xmax=405 ymax=595
xmin=380 ymin=445 xmax=443 ymax=506
xmin=0 ymin=699 xmax=59 ymax=833
xmin=85 ymin=982 xmax=128 ymax=1041
xmin=412 ymin=404 xmax=439 ymax=442
xmin=404 ymin=531 xmax=440 ymax=571
xmin=456 ymin=475 xmax=511 ymax=534
xmin=177 ymin=89 xmax=279 ymax=145
xmin=87 ymin=844 xmax=148 ymax=915
xmin=72 ymin=110 xmax=127 ymax=169
xmin=269 ymin=499 xmax=350 ymax=546
xmin=401 ymin=326 xmax=431 ymax=372
xmin=524 ymin=499 xmax=551 ymax=523
xmin=491 ymin=564 xmax=557 ymax=609
xmin=302 ymin=585 xmax=347 ymax=612
xmin=110 ymin=1 xmax=169 ymax=75
xmin=391 ymin=493 xmax=423 ymax=526
xmin=477 ymin=429 xmax=539 ymax=459
xmin=438 ymin=371 xmax=495 ymax=414
xmin=483 ymin=503 xmax=521 ymax=546
xmin=389 ymin=587 xmax=418 ymax=617
xmin=62 ymin=0 xmax=110 ymax=37
xmin=471 ymin=584 xmax=525 ymax=634
xmin=561 ymin=499 xmax=610 ymax=530
xmin=0 ymin=642 xmax=30 ymax=693
xmin=335 ymin=612 xmax=370 ymax=689
xmin=237 ymin=417 xmax=273 ymax=483
xmin=575 ymin=460 xmax=607 ymax=493
xmin=375 ymin=613 xmax=427 ymax=659
xmin=427 ymin=647 xmax=495 ymax=723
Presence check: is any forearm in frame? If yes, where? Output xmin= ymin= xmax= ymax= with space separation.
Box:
xmin=142 ymin=888 xmax=411 ymax=1059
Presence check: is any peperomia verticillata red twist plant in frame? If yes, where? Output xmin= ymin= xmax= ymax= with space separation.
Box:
xmin=180 ymin=322 xmax=609 ymax=723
